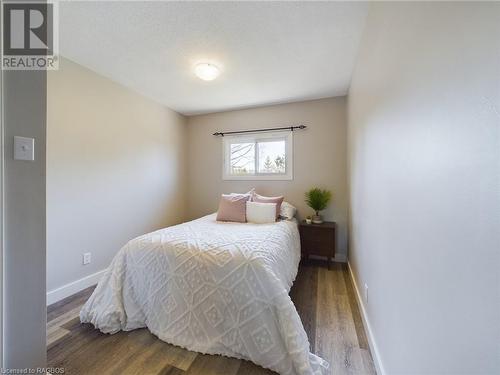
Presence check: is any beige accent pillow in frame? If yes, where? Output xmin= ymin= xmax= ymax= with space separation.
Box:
xmin=246 ymin=201 xmax=277 ymax=224
xmin=252 ymin=193 xmax=284 ymax=219
xmin=216 ymin=194 xmax=250 ymax=222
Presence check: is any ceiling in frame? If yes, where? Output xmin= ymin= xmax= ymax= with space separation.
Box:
xmin=59 ymin=1 xmax=368 ymax=115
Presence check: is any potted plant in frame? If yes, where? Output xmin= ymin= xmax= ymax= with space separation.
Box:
xmin=305 ymin=188 xmax=332 ymax=224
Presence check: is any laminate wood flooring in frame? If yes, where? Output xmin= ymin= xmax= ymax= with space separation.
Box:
xmin=47 ymin=262 xmax=376 ymax=375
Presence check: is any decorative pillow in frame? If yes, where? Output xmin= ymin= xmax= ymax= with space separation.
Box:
xmin=245 ymin=188 xmax=256 ymax=196
xmin=252 ymin=193 xmax=284 ymax=219
xmin=280 ymin=201 xmax=297 ymax=220
xmin=229 ymin=188 xmax=255 ymax=200
xmin=246 ymin=201 xmax=277 ymax=224
xmin=216 ymin=194 xmax=250 ymax=222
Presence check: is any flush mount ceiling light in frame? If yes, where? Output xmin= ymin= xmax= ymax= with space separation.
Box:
xmin=194 ymin=63 xmax=220 ymax=81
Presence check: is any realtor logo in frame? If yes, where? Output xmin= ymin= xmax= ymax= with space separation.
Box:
xmin=2 ymin=1 xmax=59 ymax=70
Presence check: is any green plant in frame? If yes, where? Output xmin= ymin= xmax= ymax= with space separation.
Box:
xmin=305 ymin=188 xmax=332 ymax=216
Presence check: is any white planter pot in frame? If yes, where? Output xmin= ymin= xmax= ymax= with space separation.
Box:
xmin=312 ymin=215 xmax=323 ymax=224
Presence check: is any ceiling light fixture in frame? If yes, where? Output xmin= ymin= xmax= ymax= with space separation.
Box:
xmin=194 ymin=63 xmax=220 ymax=81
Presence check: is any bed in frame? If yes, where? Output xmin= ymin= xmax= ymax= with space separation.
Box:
xmin=80 ymin=213 xmax=329 ymax=375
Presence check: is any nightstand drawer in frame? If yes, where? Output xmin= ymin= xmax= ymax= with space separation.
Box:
xmin=305 ymin=235 xmax=334 ymax=247
xmin=300 ymin=227 xmax=334 ymax=244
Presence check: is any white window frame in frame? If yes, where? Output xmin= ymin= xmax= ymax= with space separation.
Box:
xmin=222 ymin=131 xmax=293 ymax=180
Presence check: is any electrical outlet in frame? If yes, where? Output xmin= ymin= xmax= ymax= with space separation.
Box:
xmin=83 ymin=252 xmax=91 ymax=265
xmin=364 ymin=283 xmax=369 ymax=304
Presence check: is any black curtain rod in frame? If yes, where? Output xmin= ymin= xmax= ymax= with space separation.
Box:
xmin=213 ymin=125 xmax=306 ymax=137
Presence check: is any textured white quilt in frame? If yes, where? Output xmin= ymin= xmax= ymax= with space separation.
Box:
xmin=80 ymin=214 xmax=329 ymax=375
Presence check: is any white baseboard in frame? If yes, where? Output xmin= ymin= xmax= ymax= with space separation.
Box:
xmin=47 ymin=269 xmax=106 ymax=306
xmin=347 ymin=261 xmax=386 ymax=375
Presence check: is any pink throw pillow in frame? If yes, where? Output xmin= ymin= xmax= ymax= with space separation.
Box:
xmin=252 ymin=193 xmax=284 ymax=219
xmin=216 ymin=194 xmax=250 ymax=222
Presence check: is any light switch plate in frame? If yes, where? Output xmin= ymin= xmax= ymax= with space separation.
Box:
xmin=14 ymin=136 xmax=35 ymax=161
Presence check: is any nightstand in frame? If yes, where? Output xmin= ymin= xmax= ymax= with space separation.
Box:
xmin=299 ymin=221 xmax=336 ymax=269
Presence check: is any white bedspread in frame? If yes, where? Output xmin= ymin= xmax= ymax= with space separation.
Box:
xmin=80 ymin=214 xmax=329 ymax=375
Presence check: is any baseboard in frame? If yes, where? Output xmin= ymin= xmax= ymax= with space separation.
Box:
xmin=47 ymin=269 xmax=106 ymax=306
xmin=347 ymin=261 xmax=386 ymax=375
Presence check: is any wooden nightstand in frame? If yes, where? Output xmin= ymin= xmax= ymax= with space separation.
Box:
xmin=299 ymin=221 xmax=336 ymax=269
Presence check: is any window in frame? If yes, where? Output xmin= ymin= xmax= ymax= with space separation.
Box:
xmin=223 ymin=132 xmax=293 ymax=180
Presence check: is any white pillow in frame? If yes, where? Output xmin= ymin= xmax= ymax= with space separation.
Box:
xmin=246 ymin=201 xmax=276 ymax=224
xmin=280 ymin=201 xmax=297 ymax=220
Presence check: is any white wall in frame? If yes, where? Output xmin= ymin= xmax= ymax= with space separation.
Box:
xmin=187 ymin=97 xmax=348 ymax=260
xmin=3 ymin=70 xmax=47 ymax=367
xmin=348 ymin=2 xmax=500 ymax=374
xmin=47 ymin=58 xmax=187 ymax=295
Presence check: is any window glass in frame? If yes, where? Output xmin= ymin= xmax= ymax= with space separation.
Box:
xmin=257 ymin=140 xmax=286 ymax=174
xmin=230 ymin=142 xmax=255 ymax=175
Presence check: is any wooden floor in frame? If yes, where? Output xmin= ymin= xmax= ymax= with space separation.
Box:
xmin=47 ymin=262 xmax=376 ymax=375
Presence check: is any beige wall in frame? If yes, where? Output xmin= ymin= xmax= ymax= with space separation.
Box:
xmin=47 ymin=58 xmax=187 ymax=293
xmin=348 ymin=2 xmax=500 ymax=374
xmin=187 ymin=97 xmax=348 ymax=260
